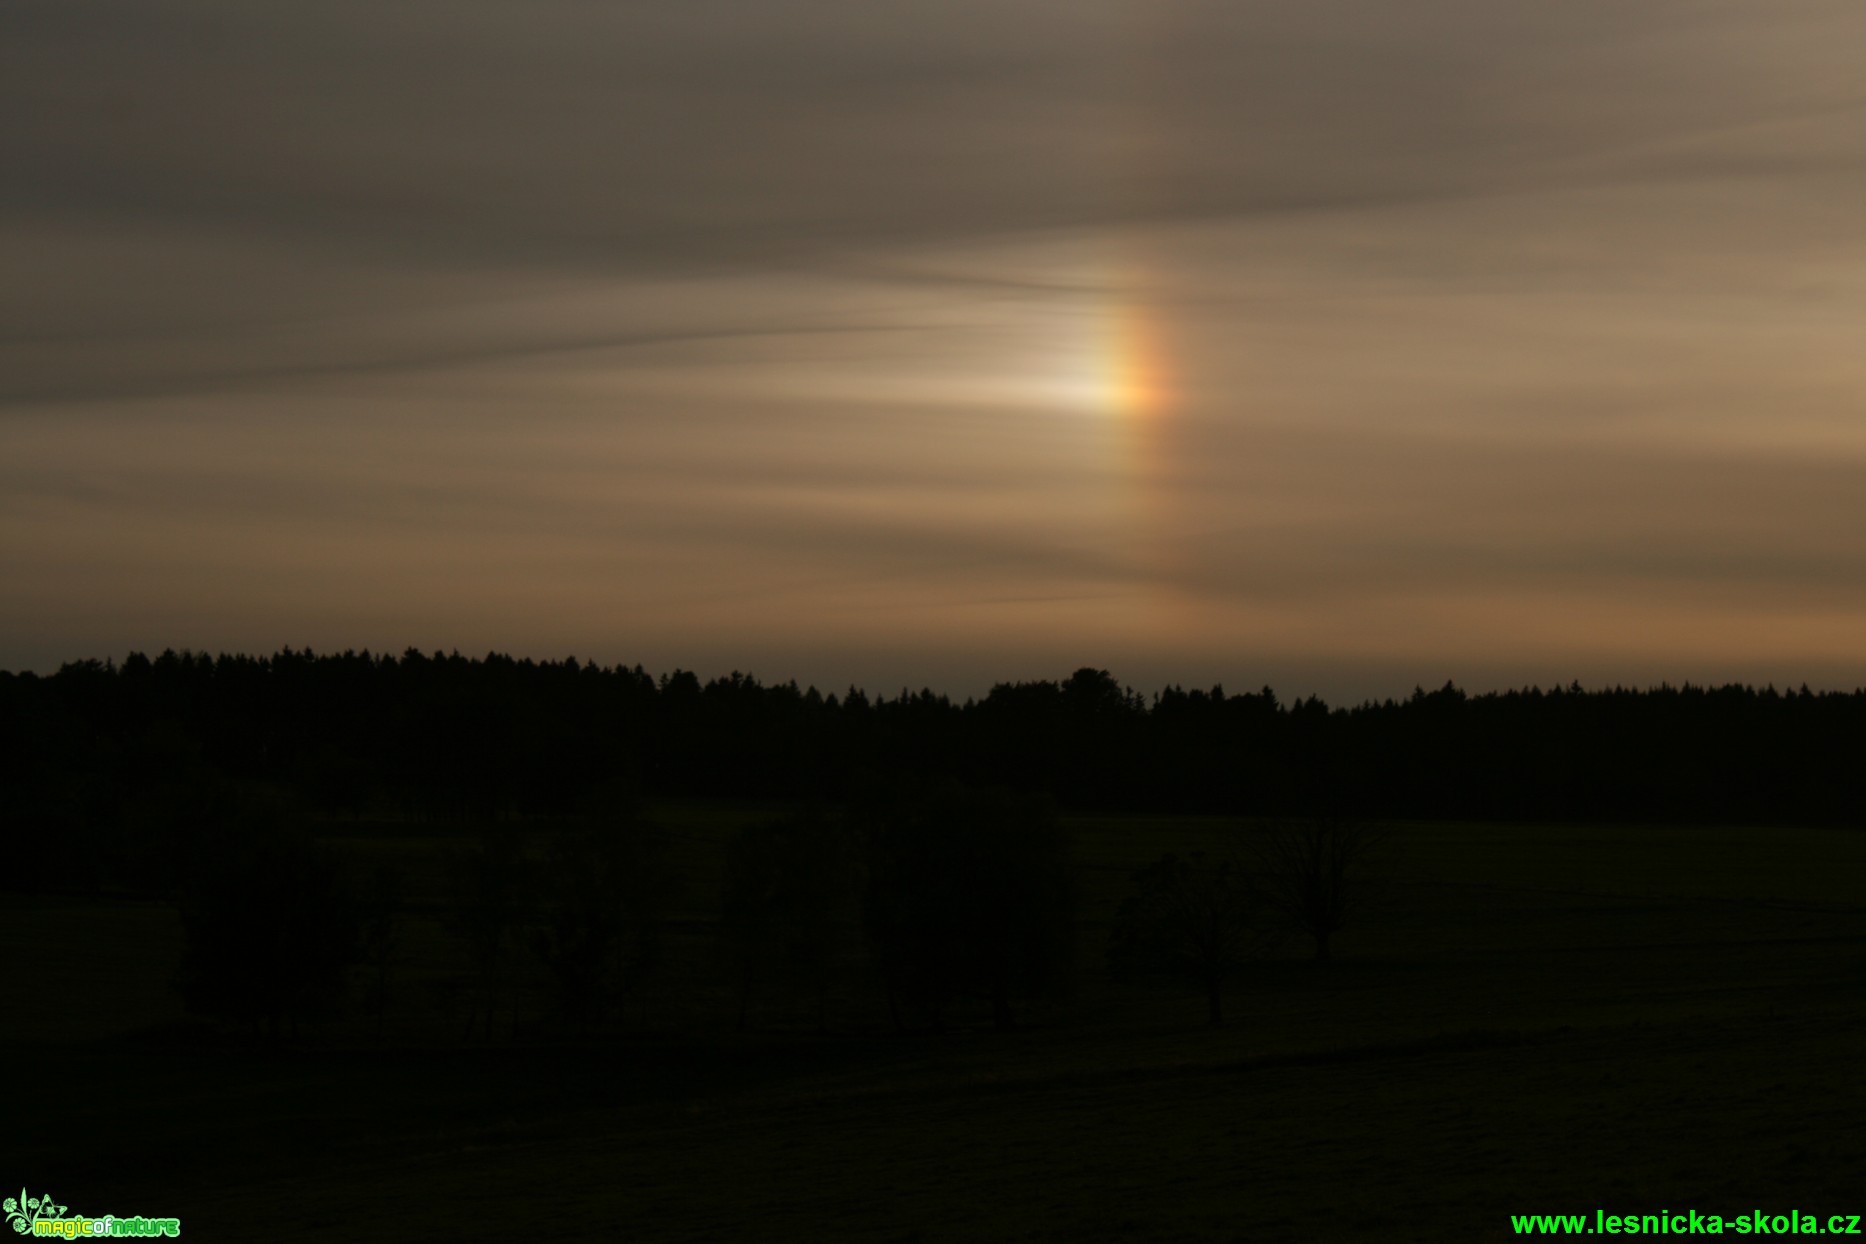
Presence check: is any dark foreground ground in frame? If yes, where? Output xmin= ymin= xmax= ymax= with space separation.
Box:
xmin=7 ymin=810 xmax=1865 ymax=1241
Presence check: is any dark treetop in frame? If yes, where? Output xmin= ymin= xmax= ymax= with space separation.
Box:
xmin=6 ymin=649 xmax=1863 ymax=832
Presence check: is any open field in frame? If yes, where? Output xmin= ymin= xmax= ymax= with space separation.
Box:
xmin=6 ymin=808 xmax=1865 ymax=1241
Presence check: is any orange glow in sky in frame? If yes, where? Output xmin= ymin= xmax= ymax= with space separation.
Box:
xmin=1100 ymin=295 xmax=1174 ymax=423
xmin=8 ymin=2 xmax=1866 ymax=699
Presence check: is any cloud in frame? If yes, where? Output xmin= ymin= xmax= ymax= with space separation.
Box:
xmin=6 ymin=0 xmax=1866 ymax=692
xmin=7 ymin=0 xmax=1865 ymax=390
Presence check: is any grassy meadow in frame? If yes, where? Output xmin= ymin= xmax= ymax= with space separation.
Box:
xmin=6 ymin=807 xmax=1865 ymax=1241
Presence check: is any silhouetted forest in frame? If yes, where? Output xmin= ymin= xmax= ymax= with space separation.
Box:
xmin=6 ymin=650 xmax=1862 ymax=859
xmin=10 ymin=649 xmax=1865 ymax=1238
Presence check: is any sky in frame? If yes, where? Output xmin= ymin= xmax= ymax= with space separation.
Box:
xmin=5 ymin=0 xmax=1866 ymax=701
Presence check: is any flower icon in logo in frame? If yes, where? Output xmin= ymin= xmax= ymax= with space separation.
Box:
xmin=5 ymin=1189 xmax=68 ymax=1235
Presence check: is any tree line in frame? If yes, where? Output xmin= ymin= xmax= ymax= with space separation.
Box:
xmin=6 ymin=650 xmax=1864 ymax=867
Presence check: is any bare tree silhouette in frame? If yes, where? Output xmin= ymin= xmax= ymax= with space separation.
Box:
xmin=1250 ymin=817 xmax=1388 ymax=962
xmin=530 ymin=784 xmax=667 ymax=1030
xmin=722 ymin=809 xmax=862 ymax=1030
xmin=447 ymin=823 xmax=529 ymax=1041
xmin=1110 ymin=852 xmax=1272 ymax=1026
xmin=356 ymin=865 xmax=405 ymax=1044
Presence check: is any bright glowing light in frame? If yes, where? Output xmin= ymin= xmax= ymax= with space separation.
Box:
xmin=1102 ymin=299 xmax=1172 ymax=420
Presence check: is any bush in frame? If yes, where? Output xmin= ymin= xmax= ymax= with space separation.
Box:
xmin=863 ymin=783 xmax=1074 ymax=1032
xmin=176 ymin=789 xmax=357 ymax=1041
